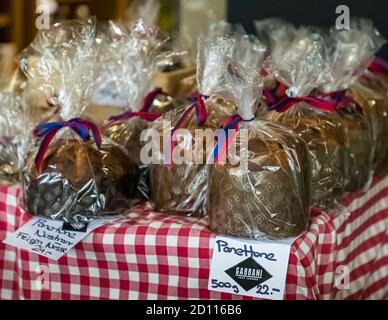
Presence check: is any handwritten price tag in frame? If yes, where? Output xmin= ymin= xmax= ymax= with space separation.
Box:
xmin=3 ymin=217 xmax=106 ymax=261
xmin=208 ymin=236 xmax=295 ymax=300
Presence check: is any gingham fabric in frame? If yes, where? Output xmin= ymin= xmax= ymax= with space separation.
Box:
xmin=0 ymin=177 xmax=387 ymax=300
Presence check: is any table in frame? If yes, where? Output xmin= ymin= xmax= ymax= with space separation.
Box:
xmin=0 ymin=177 xmax=387 ymax=300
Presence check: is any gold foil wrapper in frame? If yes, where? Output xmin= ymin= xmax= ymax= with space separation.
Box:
xmin=207 ymin=121 xmax=311 ymax=239
xmin=22 ymin=137 xmax=138 ymax=225
xmin=150 ymin=96 xmax=237 ymax=216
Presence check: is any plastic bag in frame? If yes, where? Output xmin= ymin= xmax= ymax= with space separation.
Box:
xmin=0 ymin=92 xmax=33 ymax=185
xmin=254 ymin=18 xmax=297 ymax=62
xmin=100 ymin=20 xmax=184 ymax=200
xmin=207 ymin=55 xmax=311 ymax=239
xmin=91 ymin=20 xmax=130 ymax=112
xmin=149 ymin=35 xmax=241 ymax=216
xmin=102 ymin=20 xmax=177 ymax=165
xmin=127 ymin=0 xmax=161 ymax=28
xmin=322 ymin=18 xmax=386 ymax=192
xmin=349 ymin=77 xmax=388 ymax=177
xmin=262 ymin=28 xmax=347 ymax=210
xmin=207 ymin=21 xmax=266 ymax=71
xmin=20 ymin=18 xmax=138 ymax=228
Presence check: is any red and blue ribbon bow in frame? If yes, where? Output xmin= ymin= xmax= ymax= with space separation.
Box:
xmin=167 ymin=93 xmax=209 ymax=167
xmin=263 ymin=82 xmax=337 ymax=113
xmin=33 ymin=118 xmax=102 ymax=171
xmin=186 ymin=92 xmax=209 ymax=124
xmin=106 ymin=87 xmax=165 ymax=126
xmin=368 ymin=57 xmax=388 ymax=75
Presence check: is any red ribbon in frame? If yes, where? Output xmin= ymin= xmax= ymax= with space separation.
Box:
xmin=106 ymin=88 xmax=165 ymax=127
xmin=107 ymin=111 xmax=160 ymax=124
xmin=167 ymin=93 xmax=208 ymax=168
xmin=141 ymin=87 xmax=165 ymax=112
xmin=263 ymin=82 xmax=337 ymax=113
xmin=368 ymin=57 xmax=388 ymax=75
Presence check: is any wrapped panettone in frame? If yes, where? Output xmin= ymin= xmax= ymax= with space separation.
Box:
xmin=0 ymin=93 xmax=33 ymax=185
xmin=208 ymin=121 xmax=311 ymax=239
xmin=357 ymin=61 xmax=388 ymax=174
xmin=356 ymin=74 xmax=388 ymax=175
xmin=23 ymin=138 xmax=137 ymax=222
xmin=262 ymin=28 xmax=347 ymax=209
xmin=149 ymin=34 xmax=245 ymax=216
xmin=150 ymin=95 xmax=237 ymax=215
xmin=336 ymin=104 xmax=372 ymax=192
xmin=320 ymin=19 xmax=386 ymax=191
xmin=101 ymin=20 xmax=180 ymax=165
xmin=100 ymin=20 xmax=186 ymax=199
xmin=207 ymin=57 xmax=311 ymax=239
xmin=264 ymin=104 xmax=346 ymax=207
xmin=19 ymin=18 xmax=138 ymax=227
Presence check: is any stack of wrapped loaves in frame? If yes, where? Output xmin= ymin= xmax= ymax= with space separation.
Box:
xmin=0 ymin=17 xmax=387 ymax=239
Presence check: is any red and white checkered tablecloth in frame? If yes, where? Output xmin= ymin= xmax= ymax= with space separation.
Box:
xmin=0 ymin=177 xmax=387 ymax=300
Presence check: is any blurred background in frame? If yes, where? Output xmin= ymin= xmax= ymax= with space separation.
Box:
xmin=0 ymin=0 xmax=386 ymax=84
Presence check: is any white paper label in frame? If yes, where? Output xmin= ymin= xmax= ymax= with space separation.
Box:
xmin=3 ymin=217 xmax=106 ymax=261
xmin=91 ymin=80 xmax=127 ymax=108
xmin=208 ymin=236 xmax=294 ymax=300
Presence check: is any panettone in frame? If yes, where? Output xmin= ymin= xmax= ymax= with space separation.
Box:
xmin=350 ymin=79 xmax=388 ymax=176
xmin=263 ymin=103 xmax=347 ymax=209
xmin=23 ymin=138 xmax=138 ymax=224
xmin=103 ymin=95 xmax=182 ymax=165
xmin=336 ymin=104 xmax=374 ymax=192
xmin=150 ymin=96 xmax=237 ymax=216
xmin=207 ymin=120 xmax=311 ymax=239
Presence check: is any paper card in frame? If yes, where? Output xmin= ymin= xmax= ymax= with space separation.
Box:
xmin=3 ymin=217 xmax=106 ymax=261
xmin=208 ymin=236 xmax=295 ymax=300
xmin=91 ymin=80 xmax=127 ymax=108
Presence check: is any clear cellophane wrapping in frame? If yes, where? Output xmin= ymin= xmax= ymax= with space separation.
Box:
xmin=0 ymin=92 xmax=33 ymax=185
xmin=262 ymin=27 xmax=347 ymax=210
xmin=206 ymin=40 xmax=311 ymax=239
xmin=150 ymin=96 xmax=237 ymax=216
xmin=149 ymin=35 xmax=241 ymax=216
xmin=254 ymin=18 xmax=297 ymax=63
xmin=208 ymin=120 xmax=311 ymax=239
xmin=264 ymin=103 xmax=347 ymax=208
xmin=99 ymin=20 xmax=186 ymax=200
xmin=101 ymin=20 xmax=181 ymax=164
xmin=322 ymin=19 xmax=386 ymax=192
xmin=19 ymin=18 xmax=138 ymax=227
xmin=351 ymin=74 xmax=388 ymax=176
